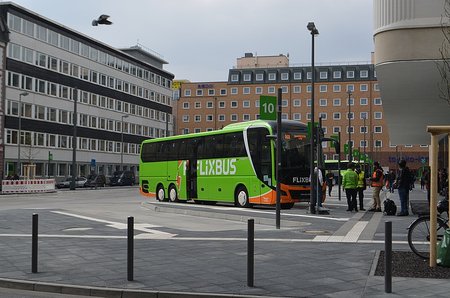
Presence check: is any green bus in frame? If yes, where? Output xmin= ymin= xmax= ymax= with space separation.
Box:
xmin=139 ymin=120 xmax=311 ymax=209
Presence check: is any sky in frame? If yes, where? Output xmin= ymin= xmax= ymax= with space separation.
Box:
xmin=7 ymin=0 xmax=375 ymax=82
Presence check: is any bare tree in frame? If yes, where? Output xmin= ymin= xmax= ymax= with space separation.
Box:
xmin=437 ymin=0 xmax=450 ymax=105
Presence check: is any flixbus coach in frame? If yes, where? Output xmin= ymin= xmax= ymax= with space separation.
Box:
xmin=139 ymin=120 xmax=312 ymax=209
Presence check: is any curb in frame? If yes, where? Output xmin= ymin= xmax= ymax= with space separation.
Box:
xmin=141 ymin=201 xmax=309 ymax=228
xmin=0 ymin=278 xmax=275 ymax=298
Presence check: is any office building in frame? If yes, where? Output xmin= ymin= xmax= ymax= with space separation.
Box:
xmin=0 ymin=2 xmax=174 ymax=179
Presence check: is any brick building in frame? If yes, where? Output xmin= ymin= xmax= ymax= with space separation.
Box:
xmin=175 ymin=53 xmax=428 ymax=171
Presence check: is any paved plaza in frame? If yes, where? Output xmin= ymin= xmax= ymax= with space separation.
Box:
xmin=0 ymin=186 xmax=449 ymax=297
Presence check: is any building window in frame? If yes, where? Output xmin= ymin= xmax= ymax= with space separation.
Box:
xmin=346 ymin=84 xmax=354 ymax=92
xmin=182 ymin=115 xmax=189 ymax=122
xmin=208 ymin=89 xmax=215 ymax=96
xmin=319 ymin=99 xmax=327 ymax=106
xmin=319 ymin=85 xmax=327 ymax=92
xmin=333 ymin=71 xmax=341 ymax=79
xmin=333 ymin=126 xmax=341 ymax=133
xmin=333 ymin=112 xmax=341 ymax=120
xmin=219 ymin=101 xmax=225 ymax=108
xmin=306 ymin=85 xmax=312 ymax=93
xmin=255 ymin=100 xmax=260 ymax=107
xmin=293 ymin=85 xmax=301 ymax=93
xmin=360 ymin=112 xmax=368 ymax=119
xmin=243 ymin=87 xmax=250 ymax=94
xmin=347 ymin=112 xmax=354 ymax=120
xmin=243 ymin=73 xmax=251 ymax=81
xmin=231 ymin=74 xmax=239 ymax=82
xmin=268 ymin=73 xmax=276 ymax=80
xmin=220 ymin=89 xmax=227 ymax=95
xmin=255 ymin=87 xmax=263 ymax=94
xmin=293 ymin=113 xmax=301 ymax=120
xmin=256 ymin=73 xmax=264 ymax=81
xmin=374 ymin=83 xmax=380 ymax=91
xmin=360 ymin=126 xmax=368 ymax=133
xmin=374 ymin=140 xmax=382 ymax=148
xmin=219 ymin=114 xmax=225 ymax=121
xmin=360 ymin=84 xmax=368 ymax=92
xmin=206 ymin=115 xmax=213 ymax=122
xmin=374 ymin=98 xmax=382 ymax=105
xmin=374 ymin=112 xmax=382 ymax=119
xmin=281 ymin=73 xmax=289 ymax=80
xmin=196 ymin=89 xmax=203 ymax=96
xmin=195 ymin=102 xmax=201 ymax=109
xmin=243 ymin=100 xmax=250 ymax=108
xmin=319 ymin=112 xmax=327 ymax=120
xmin=307 ymin=72 xmax=312 ymax=80
xmin=360 ymin=140 xmax=367 ymax=148
xmin=347 ymin=97 xmax=354 ymax=106
xmin=333 ymin=98 xmax=341 ymax=106
xmin=231 ymin=114 xmax=238 ymax=121
xmin=346 ymin=70 xmax=355 ymax=78
xmin=243 ymin=114 xmax=251 ymax=121
xmin=360 ymin=70 xmax=369 ymax=78
xmin=307 ymin=99 xmax=312 ymax=107
xmin=231 ymin=88 xmax=238 ymax=94
xmin=207 ymin=101 xmax=213 ymax=108
xmin=231 ymin=101 xmax=238 ymax=108
xmin=293 ymin=99 xmax=301 ymax=107
xmin=347 ymin=126 xmax=354 ymax=133
xmin=281 ymin=86 xmax=288 ymax=93
xmin=374 ymin=126 xmax=382 ymax=133
xmin=268 ymin=86 xmax=275 ymax=94
xmin=194 ymin=115 xmax=201 ymax=122
xmin=182 ymin=102 xmax=189 ymax=109
xmin=293 ymin=72 xmax=302 ymax=80
xmin=306 ymin=113 xmax=311 ymax=120
xmin=282 ymin=100 xmax=288 ymax=107
xmin=360 ymin=98 xmax=368 ymax=105
xmin=320 ymin=71 xmax=328 ymax=79
xmin=333 ymin=85 xmax=341 ymax=92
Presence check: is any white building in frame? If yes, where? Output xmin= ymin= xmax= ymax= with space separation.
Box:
xmin=0 ymin=2 xmax=174 ymax=179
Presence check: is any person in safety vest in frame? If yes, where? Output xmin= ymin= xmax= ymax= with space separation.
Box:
xmin=342 ymin=162 xmax=358 ymax=212
xmin=355 ymin=164 xmax=366 ymax=211
xmin=368 ymin=161 xmax=384 ymax=212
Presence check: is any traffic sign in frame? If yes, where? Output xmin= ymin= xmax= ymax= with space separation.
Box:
xmin=259 ymin=96 xmax=277 ymax=120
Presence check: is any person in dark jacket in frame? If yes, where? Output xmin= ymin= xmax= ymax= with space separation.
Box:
xmin=394 ymin=159 xmax=411 ymax=216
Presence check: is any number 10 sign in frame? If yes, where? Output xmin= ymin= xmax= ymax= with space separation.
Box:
xmin=260 ymin=95 xmax=277 ymax=120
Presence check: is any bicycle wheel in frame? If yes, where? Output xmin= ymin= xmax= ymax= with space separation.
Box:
xmin=407 ymin=216 xmax=449 ymax=259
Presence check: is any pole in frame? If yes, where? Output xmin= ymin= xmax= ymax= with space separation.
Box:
xmin=127 ymin=216 xmax=134 ymax=281
xmin=430 ymin=134 xmax=438 ymax=267
xmin=17 ymin=92 xmax=29 ymax=177
xmin=276 ymin=88 xmax=282 ymax=229
xmin=338 ymin=131 xmax=341 ymax=201
xmin=121 ymin=115 xmax=128 ymax=170
xmin=308 ymin=22 xmax=318 ymax=214
xmin=347 ymin=90 xmax=352 ymax=162
xmin=317 ymin=117 xmax=322 ymax=211
xmin=70 ymin=88 xmax=78 ymax=190
xmin=32 ymin=213 xmax=38 ymax=273
xmin=385 ymin=221 xmax=392 ymax=293
xmin=214 ymin=97 xmax=217 ymax=130
xmin=363 ymin=116 xmax=366 ymax=174
xmin=247 ymin=219 xmax=254 ymax=287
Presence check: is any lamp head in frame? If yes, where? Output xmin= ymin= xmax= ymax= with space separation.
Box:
xmin=307 ymin=22 xmax=319 ymax=35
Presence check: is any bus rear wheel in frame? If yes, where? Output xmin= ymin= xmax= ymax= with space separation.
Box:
xmin=235 ymin=186 xmax=250 ymax=208
xmin=169 ymin=185 xmax=179 ymax=202
xmin=156 ymin=185 xmax=166 ymax=201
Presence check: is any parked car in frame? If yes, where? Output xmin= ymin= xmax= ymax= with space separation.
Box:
xmin=56 ymin=177 xmax=87 ymax=189
xmin=84 ymin=174 xmax=106 ymax=188
xmin=109 ymin=171 xmax=135 ymax=186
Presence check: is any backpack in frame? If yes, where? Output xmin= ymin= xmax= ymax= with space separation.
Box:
xmin=383 ymin=198 xmax=397 ymax=216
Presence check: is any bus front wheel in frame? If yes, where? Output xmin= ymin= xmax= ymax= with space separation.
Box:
xmin=156 ymin=185 xmax=166 ymax=201
xmin=169 ymin=185 xmax=179 ymax=202
xmin=235 ymin=186 xmax=250 ymax=208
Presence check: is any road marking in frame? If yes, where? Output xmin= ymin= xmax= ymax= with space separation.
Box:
xmin=52 ymin=211 xmax=177 ymax=238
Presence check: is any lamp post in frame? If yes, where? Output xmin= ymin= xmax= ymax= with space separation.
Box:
xmin=363 ymin=114 xmax=367 ymax=173
xmin=307 ymin=22 xmax=319 ymax=214
xmin=347 ymin=90 xmax=353 ymax=162
xmin=17 ymin=92 xmax=29 ymax=177
xmin=121 ymin=114 xmax=129 ymax=170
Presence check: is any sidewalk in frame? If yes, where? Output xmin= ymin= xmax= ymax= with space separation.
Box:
xmin=1 ymin=186 xmax=449 ymax=297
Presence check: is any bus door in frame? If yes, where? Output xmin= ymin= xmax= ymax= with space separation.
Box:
xmin=247 ymin=127 xmax=273 ymax=203
xmin=186 ymin=159 xmax=198 ymax=199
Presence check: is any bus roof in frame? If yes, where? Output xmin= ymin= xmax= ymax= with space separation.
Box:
xmin=142 ymin=120 xmax=307 ymax=144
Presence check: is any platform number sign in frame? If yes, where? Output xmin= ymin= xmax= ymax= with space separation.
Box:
xmin=260 ymin=96 xmax=277 ymax=120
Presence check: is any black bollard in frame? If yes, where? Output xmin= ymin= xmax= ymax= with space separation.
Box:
xmin=127 ymin=216 xmax=134 ymax=281
xmin=32 ymin=213 xmax=38 ymax=273
xmin=247 ymin=218 xmax=254 ymax=287
xmin=385 ymin=221 xmax=392 ymax=293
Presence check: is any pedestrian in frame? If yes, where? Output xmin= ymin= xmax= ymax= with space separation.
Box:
xmin=355 ymin=164 xmax=366 ymax=211
xmin=394 ymin=159 xmax=412 ymax=216
xmin=423 ymin=167 xmax=430 ymax=203
xmin=310 ymin=166 xmax=324 ymax=214
xmin=368 ymin=161 xmax=384 ymax=212
xmin=325 ymin=171 xmax=335 ymax=196
xmin=342 ymin=162 xmax=358 ymax=212
xmin=387 ymin=169 xmax=396 ymax=193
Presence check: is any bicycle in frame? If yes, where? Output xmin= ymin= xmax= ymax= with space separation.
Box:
xmin=407 ymin=198 xmax=449 ymax=259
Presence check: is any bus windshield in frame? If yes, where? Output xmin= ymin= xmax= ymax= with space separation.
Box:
xmin=281 ymin=130 xmax=310 ymax=171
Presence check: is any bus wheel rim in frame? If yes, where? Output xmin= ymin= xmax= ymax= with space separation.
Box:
xmin=157 ymin=188 xmax=164 ymax=201
xmin=169 ymin=188 xmax=177 ymax=202
xmin=238 ymin=191 xmax=247 ymax=206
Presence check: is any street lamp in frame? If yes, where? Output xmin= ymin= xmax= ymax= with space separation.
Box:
xmin=307 ymin=22 xmax=319 ymax=214
xmin=363 ymin=114 xmax=367 ymax=170
xmin=17 ymin=92 xmax=29 ymax=177
xmin=121 ymin=114 xmax=129 ymax=170
xmin=347 ymin=90 xmax=353 ymax=162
